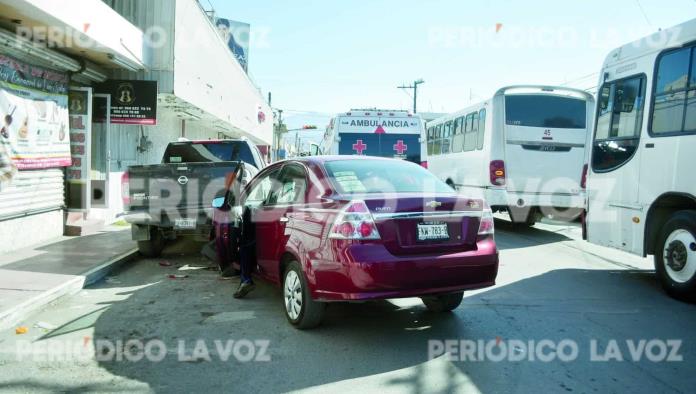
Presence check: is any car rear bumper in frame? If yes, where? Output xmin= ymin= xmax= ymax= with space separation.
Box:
xmin=308 ymin=238 xmax=499 ymax=301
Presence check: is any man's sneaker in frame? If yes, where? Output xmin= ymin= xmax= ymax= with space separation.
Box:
xmin=233 ymin=282 xmax=256 ymax=298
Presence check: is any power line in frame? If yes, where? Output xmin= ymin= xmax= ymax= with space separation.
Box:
xmin=634 ymin=0 xmax=652 ymax=27
xmin=561 ymin=72 xmax=600 ymax=86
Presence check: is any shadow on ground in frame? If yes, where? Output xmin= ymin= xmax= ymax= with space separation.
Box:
xmin=3 ymin=236 xmax=695 ymax=393
xmin=493 ymin=218 xmax=574 ymax=250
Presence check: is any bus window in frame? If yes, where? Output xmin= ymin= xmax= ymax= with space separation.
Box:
xmin=452 ymin=117 xmax=464 ymax=153
xmin=477 ymin=109 xmax=486 ymax=150
xmin=651 ymin=47 xmax=694 ymax=135
xmin=471 ymin=112 xmax=479 ymax=148
xmin=433 ymin=124 xmax=442 ymax=155
xmin=505 ymin=95 xmax=586 ymax=129
xmin=463 ymin=113 xmax=476 ymax=151
xmin=427 ymin=127 xmax=434 ymax=155
xmin=442 ymin=121 xmax=452 ymax=154
xmin=592 ymin=75 xmax=645 ymax=172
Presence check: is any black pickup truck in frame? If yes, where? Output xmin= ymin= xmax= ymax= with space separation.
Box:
xmin=122 ymin=139 xmax=264 ymax=257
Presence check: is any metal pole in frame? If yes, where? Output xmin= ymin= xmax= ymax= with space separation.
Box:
xmin=397 ymin=79 xmax=424 ymax=114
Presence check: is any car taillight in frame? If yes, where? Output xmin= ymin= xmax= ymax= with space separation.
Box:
xmin=420 ymin=161 xmax=428 ymax=169
xmin=121 ymin=171 xmax=130 ymax=205
xmin=489 ymin=160 xmax=506 ymax=186
xmin=329 ymin=200 xmax=381 ymax=240
xmin=581 ymin=164 xmax=588 ymax=189
xmin=478 ymin=203 xmax=495 ymax=238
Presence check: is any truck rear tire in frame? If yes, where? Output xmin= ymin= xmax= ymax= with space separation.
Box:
xmin=137 ymin=227 xmax=165 ymax=258
xmin=509 ymin=207 xmax=538 ymax=227
xmin=654 ymin=210 xmax=696 ymax=302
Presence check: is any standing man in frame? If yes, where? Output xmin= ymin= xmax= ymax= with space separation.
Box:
xmin=234 ymin=204 xmax=256 ymax=298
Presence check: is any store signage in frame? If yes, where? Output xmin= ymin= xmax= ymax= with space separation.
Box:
xmin=95 ymin=79 xmax=157 ymax=125
xmin=0 ymin=54 xmax=71 ymax=169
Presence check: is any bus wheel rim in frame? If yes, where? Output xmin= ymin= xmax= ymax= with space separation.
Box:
xmin=663 ymin=229 xmax=696 ymax=284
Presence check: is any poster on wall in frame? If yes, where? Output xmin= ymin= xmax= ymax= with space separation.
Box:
xmin=66 ymin=89 xmax=91 ymax=182
xmin=215 ymin=18 xmax=250 ymax=72
xmin=65 ymin=88 xmax=92 ymax=211
xmin=94 ymin=79 xmax=157 ymax=125
xmin=0 ymin=53 xmax=71 ymax=170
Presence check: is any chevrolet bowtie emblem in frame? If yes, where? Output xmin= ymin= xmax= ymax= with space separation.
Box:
xmin=426 ymin=201 xmax=442 ymax=208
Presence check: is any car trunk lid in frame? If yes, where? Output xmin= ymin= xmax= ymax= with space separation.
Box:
xmin=360 ymin=194 xmax=482 ymax=255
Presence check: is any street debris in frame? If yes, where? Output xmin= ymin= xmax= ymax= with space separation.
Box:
xmin=15 ymin=326 xmax=28 ymax=335
xmin=178 ymin=264 xmax=206 ymax=271
xmin=34 ymin=321 xmax=58 ymax=330
xmin=159 ymin=260 xmax=173 ymax=267
xmin=167 ymin=274 xmax=189 ymax=279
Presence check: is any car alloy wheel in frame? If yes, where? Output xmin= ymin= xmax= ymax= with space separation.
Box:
xmin=284 ymin=270 xmax=303 ymax=320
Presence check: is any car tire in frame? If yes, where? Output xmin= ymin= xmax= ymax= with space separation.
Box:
xmin=421 ymin=292 xmax=464 ymax=312
xmin=654 ymin=210 xmax=696 ymax=302
xmin=283 ymin=260 xmax=325 ymax=329
xmin=137 ymin=227 xmax=165 ymax=258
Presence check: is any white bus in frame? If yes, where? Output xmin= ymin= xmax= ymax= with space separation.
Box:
xmin=321 ymin=109 xmax=425 ymax=164
xmin=585 ymin=18 xmax=696 ymax=299
xmin=424 ymin=86 xmax=595 ymax=226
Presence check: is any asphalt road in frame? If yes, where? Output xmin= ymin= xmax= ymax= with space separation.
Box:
xmin=1 ymin=218 xmax=695 ymax=393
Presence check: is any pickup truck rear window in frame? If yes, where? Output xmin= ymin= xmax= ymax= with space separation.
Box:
xmin=163 ymin=142 xmax=255 ymax=166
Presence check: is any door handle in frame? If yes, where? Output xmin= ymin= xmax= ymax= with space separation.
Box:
xmin=645 ymin=143 xmax=655 ymax=148
xmin=279 ymin=216 xmax=289 ymax=223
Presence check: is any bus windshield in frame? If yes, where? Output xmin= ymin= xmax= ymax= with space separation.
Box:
xmin=505 ymin=95 xmax=586 ymax=129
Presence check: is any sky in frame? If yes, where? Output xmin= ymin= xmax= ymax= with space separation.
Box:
xmin=209 ymin=0 xmax=695 ymax=132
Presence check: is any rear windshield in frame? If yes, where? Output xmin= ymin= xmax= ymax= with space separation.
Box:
xmin=324 ymin=159 xmax=453 ymax=194
xmin=505 ymin=95 xmax=587 ymax=129
xmin=163 ymin=142 xmax=255 ymax=165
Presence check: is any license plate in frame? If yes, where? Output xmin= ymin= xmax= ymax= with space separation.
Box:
xmin=417 ymin=222 xmax=449 ymax=241
xmin=174 ymin=218 xmax=197 ymax=229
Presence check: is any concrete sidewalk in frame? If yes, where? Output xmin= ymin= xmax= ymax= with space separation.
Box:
xmin=0 ymin=226 xmax=138 ymax=330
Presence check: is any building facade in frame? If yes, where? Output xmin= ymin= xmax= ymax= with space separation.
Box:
xmin=0 ymin=0 xmax=272 ymax=253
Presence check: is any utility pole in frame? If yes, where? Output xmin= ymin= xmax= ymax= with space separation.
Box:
xmin=273 ymin=109 xmax=284 ymax=162
xmin=398 ymin=79 xmax=424 ymax=113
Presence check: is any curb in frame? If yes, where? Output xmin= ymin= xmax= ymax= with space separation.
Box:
xmin=84 ymin=248 xmax=139 ymax=286
xmin=0 ymin=276 xmax=84 ymax=331
xmin=0 ymin=248 xmax=139 ymax=331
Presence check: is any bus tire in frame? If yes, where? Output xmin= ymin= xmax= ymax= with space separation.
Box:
xmin=654 ymin=210 xmax=696 ymax=302
xmin=508 ymin=207 xmax=537 ymax=227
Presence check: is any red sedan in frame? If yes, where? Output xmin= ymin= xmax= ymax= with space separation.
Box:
xmin=214 ymin=156 xmax=498 ymax=328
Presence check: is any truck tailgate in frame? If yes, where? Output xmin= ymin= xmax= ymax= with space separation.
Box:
xmin=126 ymin=162 xmax=241 ymax=225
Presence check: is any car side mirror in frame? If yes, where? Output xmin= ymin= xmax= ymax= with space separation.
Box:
xmin=212 ymin=196 xmax=226 ymax=209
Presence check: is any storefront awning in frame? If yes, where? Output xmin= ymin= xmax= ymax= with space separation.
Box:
xmin=0 ymin=0 xmax=145 ymax=72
